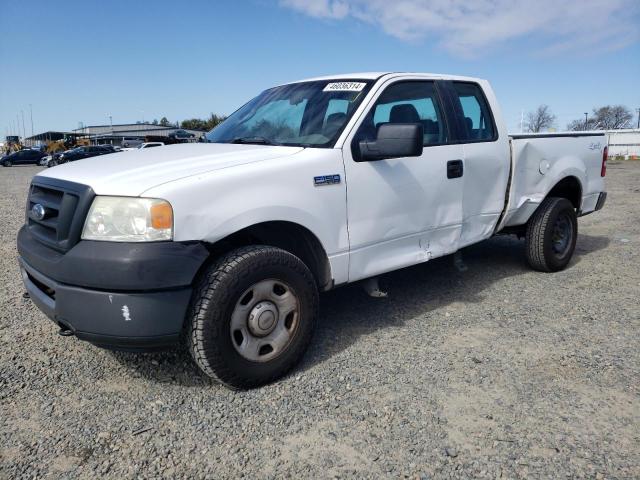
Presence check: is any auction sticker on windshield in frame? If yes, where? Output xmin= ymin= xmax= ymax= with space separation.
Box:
xmin=323 ymin=82 xmax=367 ymax=92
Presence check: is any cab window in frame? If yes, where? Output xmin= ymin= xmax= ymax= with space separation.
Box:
xmin=450 ymin=82 xmax=496 ymax=141
xmin=355 ymin=81 xmax=447 ymax=146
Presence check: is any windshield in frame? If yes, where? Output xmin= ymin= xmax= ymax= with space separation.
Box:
xmin=205 ymin=80 xmax=373 ymax=147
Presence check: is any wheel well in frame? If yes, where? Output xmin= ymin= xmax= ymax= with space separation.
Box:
xmin=204 ymin=221 xmax=333 ymax=291
xmin=547 ymin=176 xmax=582 ymax=209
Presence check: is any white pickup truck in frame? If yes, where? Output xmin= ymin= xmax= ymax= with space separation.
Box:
xmin=18 ymin=72 xmax=607 ymax=388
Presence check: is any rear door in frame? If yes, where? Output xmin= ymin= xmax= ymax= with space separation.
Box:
xmin=13 ymin=151 xmax=26 ymax=164
xmin=27 ymin=150 xmax=40 ymax=163
xmin=440 ymin=81 xmax=511 ymax=247
xmin=342 ymin=79 xmax=465 ymax=282
xmin=19 ymin=151 xmax=35 ymax=164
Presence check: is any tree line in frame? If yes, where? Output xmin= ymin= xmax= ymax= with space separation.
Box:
xmin=143 ymin=114 xmax=227 ymax=131
xmin=524 ymin=104 xmax=636 ymax=133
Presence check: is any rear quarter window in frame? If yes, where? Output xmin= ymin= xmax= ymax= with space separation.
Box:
xmin=450 ymin=82 xmax=496 ymax=142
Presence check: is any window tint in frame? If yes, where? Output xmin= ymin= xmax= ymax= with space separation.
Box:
xmin=356 ymin=81 xmax=447 ymax=146
xmin=451 ymin=82 xmax=495 ymax=141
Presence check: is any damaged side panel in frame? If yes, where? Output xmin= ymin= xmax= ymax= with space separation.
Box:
xmin=502 ymin=136 xmax=604 ymax=227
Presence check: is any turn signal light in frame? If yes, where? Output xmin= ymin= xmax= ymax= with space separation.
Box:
xmin=151 ymin=202 xmax=173 ymax=229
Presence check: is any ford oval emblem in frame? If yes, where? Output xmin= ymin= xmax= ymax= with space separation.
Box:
xmin=31 ymin=204 xmax=46 ymax=221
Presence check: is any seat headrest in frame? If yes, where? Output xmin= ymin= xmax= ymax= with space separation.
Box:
xmin=465 ymin=117 xmax=474 ymax=135
xmin=423 ymin=119 xmax=439 ymax=134
xmin=390 ymin=104 xmax=420 ymax=123
xmin=323 ymin=112 xmax=347 ymax=138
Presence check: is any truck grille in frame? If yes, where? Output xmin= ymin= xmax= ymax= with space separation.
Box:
xmin=26 ymin=178 xmax=95 ymax=252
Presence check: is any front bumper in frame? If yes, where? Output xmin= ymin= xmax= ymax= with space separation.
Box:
xmin=18 ymin=226 xmax=209 ymax=350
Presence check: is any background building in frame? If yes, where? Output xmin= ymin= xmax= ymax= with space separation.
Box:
xmin=606 ymin=129 xmax=640 ymax=159
xmin=73 ymin=123 xmax=206 ymax=146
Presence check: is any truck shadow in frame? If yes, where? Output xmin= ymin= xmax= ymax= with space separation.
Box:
xmin=299 ymin=232 xmax=610 ymax=373
xmin=107 ymin=233 xmax=609 ymax=386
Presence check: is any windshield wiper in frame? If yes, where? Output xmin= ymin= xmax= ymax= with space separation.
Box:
xmin=230 ymin=136 xmax=279 ymax=146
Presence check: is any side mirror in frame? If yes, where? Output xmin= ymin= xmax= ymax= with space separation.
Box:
xmin=357 ymin=123 xmax=423 ymax=162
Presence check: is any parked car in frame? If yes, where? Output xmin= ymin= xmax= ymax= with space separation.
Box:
xmin=49 ymin=146 xmax=114 ymax=166
xmin=97 ymin=145 xmax=118 ymax=154
xmin=17 ymin=72 xmax=607 ymax=389
xmin=2 ymin=149 xmax=46 ymax=167
xmin=138 ymin=142 xmax=165 ymax=149
xmin=102 ymin=145 xmax=122 ymax=152
xmin=122 ymin=137 xmax=144 ymax=148
xmin=42 ymin=150 xmax=68 ymax=167
xmin=169 ymin=129 xmax=195 ymax=140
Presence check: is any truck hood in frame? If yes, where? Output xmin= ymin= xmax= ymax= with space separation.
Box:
xmin=37 ymin=143 xmax=304 ymax=196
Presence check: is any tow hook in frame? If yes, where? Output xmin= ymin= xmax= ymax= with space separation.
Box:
xmin=58 ymin=326 xmax=74 ymax=337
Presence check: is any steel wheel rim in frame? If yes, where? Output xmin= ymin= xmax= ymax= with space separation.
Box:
xmin=552 ymin=212 xmax=573 ymax=257
xmin=230 ymin=279 xmax=300 ymax=362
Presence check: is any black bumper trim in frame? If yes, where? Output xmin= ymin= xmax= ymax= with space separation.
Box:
xmin=18 ymin=225 xmax=209 ymax=290
xmin=579 ymin=192 xmax=607 ymax=217
xmin=75 ymin=332 xmax=180 ymax=351
xmin=20 ymin=258 xmax=191 ymax=351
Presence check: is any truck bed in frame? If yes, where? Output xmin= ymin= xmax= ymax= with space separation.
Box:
xmin=499 ymin=132 xmax=607 ymax=229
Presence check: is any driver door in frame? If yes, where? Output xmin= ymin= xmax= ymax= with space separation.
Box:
xmin=342 ymin=79 xmax=464 ymax=282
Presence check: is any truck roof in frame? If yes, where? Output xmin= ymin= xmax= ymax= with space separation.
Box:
xmin=287 ymin=72 xmax=484 ymax=84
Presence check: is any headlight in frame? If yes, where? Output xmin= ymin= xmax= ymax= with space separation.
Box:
xmin=82 ymin=196 xmax=173 ymax=242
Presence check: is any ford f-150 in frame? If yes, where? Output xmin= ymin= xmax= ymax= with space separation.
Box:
xmin=17 ymin=72 xmax=607 ymax=388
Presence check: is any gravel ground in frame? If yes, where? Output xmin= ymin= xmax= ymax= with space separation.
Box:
xmin=1 ymin=163 xmax=639 ymax=479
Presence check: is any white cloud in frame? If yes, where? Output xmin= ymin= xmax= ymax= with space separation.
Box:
xmin=280 ymin=0 xmax=639 ymax=56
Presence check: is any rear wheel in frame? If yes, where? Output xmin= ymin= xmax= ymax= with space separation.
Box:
xmin=525 ymin=197 xmax=577 ymax=272
xmin=187 ymin=245 xmax=318 ymax=389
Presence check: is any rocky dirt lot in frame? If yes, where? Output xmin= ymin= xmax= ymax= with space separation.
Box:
xmin=1 ymin=163 xmax=638 ymax=479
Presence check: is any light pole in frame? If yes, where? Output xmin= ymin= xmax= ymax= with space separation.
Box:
xmin=29 ymin=104 xmax=34 ymax=137
xmin=584 ymin=112 xmax=588 ymax=131
xmin=21 ymin=110 xmax=26 ymax=144
xmin=636 ymin=108 xmax=640 ymax=129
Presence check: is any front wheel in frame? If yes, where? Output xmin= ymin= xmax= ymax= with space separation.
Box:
xmin=2 ymin=160 xmax=11 ymax=167
xmin=187 ymin=246 xmax=318 ymax=389
xmin=525 ymin=197 xmax=578 ymax=272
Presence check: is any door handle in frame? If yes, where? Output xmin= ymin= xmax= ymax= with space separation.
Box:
xmin=447 ymin=159 xmax=464 ymax=179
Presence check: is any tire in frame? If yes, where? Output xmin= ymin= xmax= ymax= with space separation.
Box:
xmin=525 ymin=197 xmax=578 ymax=272
xmin=48 ymin=160 xmax=57 ymax=167
xmin=187 ymin=245 xmax=318 ymax=389
xmin=2 ymin=160 xmax=11 ymax=167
